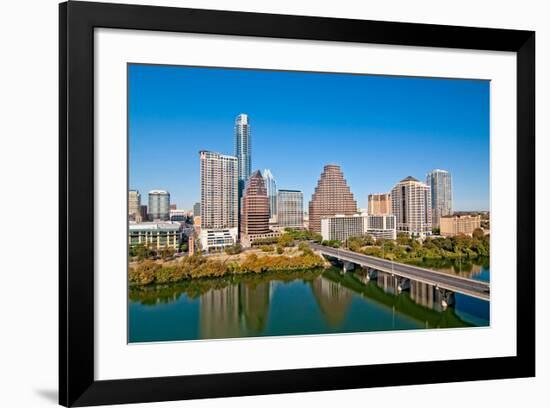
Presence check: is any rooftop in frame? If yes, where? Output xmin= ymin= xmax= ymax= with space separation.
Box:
xmin=400 ymin=176 xmax=419 ymax=183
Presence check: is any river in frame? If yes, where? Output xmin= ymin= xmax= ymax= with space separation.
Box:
xmin=128 ymin=258 xmax=490 ymax=343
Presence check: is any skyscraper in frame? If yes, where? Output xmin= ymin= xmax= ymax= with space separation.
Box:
xmin=368 ymin=193 xmax=391 ymax=215
xmin=235 ymin=113 xmax=251 ymax=236
xmin=234 ymin=114 xmax=251 ymax=183
xmin=128 ymin=190 xmax=141 ymax=222
xmin=241 ymin=170 xmax=271 ymax=236
xmin=199 ymin=150 xmax=238 ymax=230
xmin=391 ymin=176 xmax=432 ymax=237
xmin=308 ymin=164 xmax=358 ymax=233
xmin=426 ymin=169 xmax=453 ymax=227
xmin=148 ymin=190 xmax=170 ymax=221
xmin=277 ymin=190 xmax=303 ymax=228
xmin=262 ymin=169 xmax=277 ymax=219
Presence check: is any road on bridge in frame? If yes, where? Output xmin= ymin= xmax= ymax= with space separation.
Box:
xmin=309 ymin=243 xmax=490 ymax=301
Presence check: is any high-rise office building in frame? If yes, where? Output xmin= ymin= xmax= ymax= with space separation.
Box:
xmin=241 ymin=170 xmax=271 ymax=236
xmin=368 ymin=193 xmax=391 ymax=215
xmin=199 ymin=150 xmax=238 ymax=230
xmin=139 ymin=205 xmax=148 ymax=222
xmin=308 ymin=164 xmax=358 ymax=233
xmin=193 ymin=202 xmax=201 ymax=217
xmin=277 ymin=190 xmax=303 ymax=228
xmin=148 ymin=190 xmax=170 ymax=221
xmin=128 ymin=190 xmax=141 ymax=222
xmin=391 ymin=176 xmax=432 ymax=237
xmin=262 ymin=169 xmax=277 ymax=219
xmin=426 ymin=169 xmax=453 ymax=227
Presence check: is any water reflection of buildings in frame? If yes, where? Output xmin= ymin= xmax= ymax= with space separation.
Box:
xmin=199 ymin=282 xmax=271 ymax=339
xmin=310 ymin=277 xmax=352 ymax=328
xmin=239 ymin=282 xmax=271 ymax=334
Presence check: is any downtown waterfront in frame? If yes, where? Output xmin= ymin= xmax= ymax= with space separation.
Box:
xmin=129 ymin=259 xmax=489 ymax=342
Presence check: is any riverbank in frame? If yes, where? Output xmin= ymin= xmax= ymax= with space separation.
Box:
xmin=341 ymin=232 xmax=490 ymax=263
xmin=129 ymin=246 xmax=328 ymax=286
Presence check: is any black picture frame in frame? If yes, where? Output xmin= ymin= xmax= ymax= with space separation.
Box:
xmin=59 ymin=1 xmax=535 ymax=406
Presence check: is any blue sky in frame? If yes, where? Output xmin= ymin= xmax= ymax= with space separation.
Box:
xmin=128 ymin=64 xmax=489 ymax=211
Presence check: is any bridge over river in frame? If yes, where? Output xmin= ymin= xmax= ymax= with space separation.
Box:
xmin=309 ymin=243 xmax=490 ymax=302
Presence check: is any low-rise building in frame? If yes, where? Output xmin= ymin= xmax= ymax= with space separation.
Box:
xmin=199 ymin=228 xmax=238 ymax=252
xmin=321 ymin=214 xmax=397 ymax=242
xmin=365 ymin=214 xmax=397 ymax=240
xmin=170 ymin=209 xmax=188 ymax=222
xmin=241 ymin=231 xmax=282 ymax=247
xmin=128 ymin=221 xmax=182 ymax=250
xmin=440 ymin=215 xmax=481 ymax=237
xmin=321 ymin=214 xmax=364 ymax=242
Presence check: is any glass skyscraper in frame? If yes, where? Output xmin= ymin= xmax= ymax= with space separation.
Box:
xmin=262 ymin=169 xmax=277 ymax=219
xmin=277 ymin=190 xmax=304 ymax=228
xmin=426 ymin=169 xmax=453 ymax=227
xmin=234 ymin=114 xmax=251 ymax=183
xmin=235 ymin=114 xmax=251 ymax=236
xmin=148 ymin=190 xmax=170 ymax=221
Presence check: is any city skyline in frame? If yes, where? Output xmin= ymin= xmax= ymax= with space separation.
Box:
xmin=129 ymin=64 xmax=490 ymax=211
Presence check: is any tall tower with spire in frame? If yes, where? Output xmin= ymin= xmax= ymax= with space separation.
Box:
xmin=308 ymin=164 xmax=358 ymax=233
xmin=235 ymin=114 xmax=251 ymax=236
xmin=234 ymin=114 xmax=251 ymax=184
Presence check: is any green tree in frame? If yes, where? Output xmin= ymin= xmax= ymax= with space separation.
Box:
xmin=277 ymin=234 xmax=295 ymax=247
xmin=224 ymin=244 xmax=243 ymax=255
xmin=396 ymin=233 xmax=411 ymax=246
xmin=472 ymin=228 xmax=485 ymax=240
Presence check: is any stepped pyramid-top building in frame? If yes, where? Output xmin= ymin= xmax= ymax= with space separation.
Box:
xmin=241 ymin=170 xmax=271 ymax=236
xmin=308 ymin=164 xmax=358 ymax=233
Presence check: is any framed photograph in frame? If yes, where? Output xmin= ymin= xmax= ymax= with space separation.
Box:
xmin=59 ymin=1 xmax=535 ymax=406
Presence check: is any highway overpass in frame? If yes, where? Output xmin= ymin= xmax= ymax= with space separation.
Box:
xmin=309 ymin=243 xmax=490 ymax=302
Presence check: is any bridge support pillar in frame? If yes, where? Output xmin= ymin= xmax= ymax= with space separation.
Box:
xmin=437 ymin=289 xmax=455 ymax=309
xmin=397 ymin=277 xmax=410 ymax=293
xmin=342 ymin=261 xmax=355 ymax=273
xmin=366 ymin=268 xmax=377 ymax=280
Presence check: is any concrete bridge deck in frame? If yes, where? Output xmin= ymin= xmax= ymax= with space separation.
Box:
xmin=309 ymin=243 xmax=490 ymax=301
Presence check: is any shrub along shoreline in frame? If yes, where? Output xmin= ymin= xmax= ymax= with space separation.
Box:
xmin=129 ymin=248 xmax=327 ymax=286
